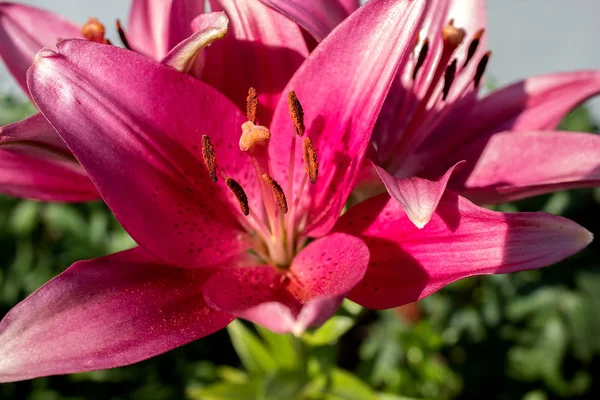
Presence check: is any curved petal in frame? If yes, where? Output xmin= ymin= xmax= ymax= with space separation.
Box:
xmin=375 ymin=161 xmax=462 ymax=228
xmin=204 ymin=233 xmax=369 ymax=334
xmin=259 ymin=0 xmax=349 ymax=42
xmin=469 ymin=70 xmax=600 ymax=135
xmin=127 ymin=0 xmax=205 ymax=59
xmin=161 ymin=12 xmax=229 ymax=76
xmin=339 ymin=0 xmax=361 ymax=15
xmin=0 ymin=112 xmax=67 ymax=152
xmin=0 ymin=2 xmax=80 ymax=95
xmin=203 ymin=0 xmax=309 ymax=125
xmin=0 ymin=148 xmax=99 ymax=202
xmin=449 ymin=130 xmax=600 ymax=204
xmin=0 ymin=247 xmax=233 ymax=383
xmin=28 ymin=40 xmax=257 ymax=268
xmin=268 ymin=0 xmax=427 ymax=237
xmin=335 ymin=191 xmax=592 ymax=309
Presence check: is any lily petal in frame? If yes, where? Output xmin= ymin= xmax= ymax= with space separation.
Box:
xmin=0 ymin=247 xmax=233 ymax=383
xmin=0 ymin=2 xmax=80 ymax=94
xmin=468 ymin=70 xmax=600 ymax=135
xmin=28 ymin=41 xmax=256 ymax=268
xmin=449 ymin=130 xmax=600 ymax=204
xmin=203 ymin=0 xmax=309 ymax=125
xmin=161 ymin=12 xmax=229 ymax=76
xmin=339 ymin=0 xmax=361 ymax=15
xmin=204 ymin=233 xmax=369 ymax=334
xmin=335 ymin=191 xmax=592 ymax=309
xmin=269 ymin=0 xmax=427 ymax=237
xmin=259 ymin=0 xmax=349 ymax=42
xmin=127 ymin=0 xmax=204 ymax=59
xmin=375 ymin=161 xmax=462 ymax=228
xmin=0 ymin=148 xmax=99 ymax=202
xmin=0 ymin=112 xmax=67 ymax=152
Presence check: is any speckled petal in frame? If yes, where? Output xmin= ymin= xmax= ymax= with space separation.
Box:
xmin=0 ymin=247 xmax=233 ymax=383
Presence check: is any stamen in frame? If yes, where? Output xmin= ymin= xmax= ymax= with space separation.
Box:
xmin=474 ymin=51 xmax=491 ymax=88
xmin=225 ymin=178 xmax=249 ymax=216
xmin=412 ymin=38 xmax=429 ymax=80
xmin=463 ymin=28 xmax=485 ymax=67
xmin=239 ymin=122 xmax=271 ymax=153
xmin=201 ymin=135 xmax=218 ymax=182
xmin=82 ymin=18 xmax=107 ymax=44
xmin=116 ymin=19 xmax=132 ymax=50
xmin=246 ymin=87 xmax=258 ymax=124
xmin=287 ymin=91 xmax=305 ymax=136
xmin=303 ymin=138 xmax=318 ymax=184
xmin=412 ymin=31 xmax=421 ymax=52
xmin=262 ymin=174 xmax=288 ymax=214
xmin=442 ymin=23 xmax=466 ymax=50
xmin=442 ymin=59 xmax=457 ymax=101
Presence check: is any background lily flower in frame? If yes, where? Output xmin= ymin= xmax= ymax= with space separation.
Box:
xmin=0 ymin=0 xmax=592 ymax=382
xmin=261 ymin=0 xmax=600 ymax=229
xmin=0 ymin=0 xmax=308 ymax=202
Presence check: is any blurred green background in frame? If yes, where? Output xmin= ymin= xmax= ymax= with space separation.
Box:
xmin=0 ymin=94 xmax=598 ymax=400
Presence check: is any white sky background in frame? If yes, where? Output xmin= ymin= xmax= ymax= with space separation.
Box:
xmin=2 ymin=0 xmax=600 ymax=120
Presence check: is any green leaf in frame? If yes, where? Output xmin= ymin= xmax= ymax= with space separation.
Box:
xmin=261 ymin=370 xmax=309 ymax=400
xmin=304 ymin=369 xmax=378 ymax=400
xmin=226 ymin=320 xmax=278 ymax=375
xmin=187 ymin=381 xmax=261 ymax=400
xmin=255 ymin=325 xmax=303 ymax=370
xmin=303 ymin=316 xmax=355 ymax=346
xmin=9 ymin=200 xmax=39 ymax=236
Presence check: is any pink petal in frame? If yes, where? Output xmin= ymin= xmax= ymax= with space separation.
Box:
xmin=0 ymin=148 xmax=99 ymax=202
xmin=0 ymin=2 xmax=80 ymax=94
xmin=161 ymin=12 xmax=229 ymax=76
xmin=204 ymin=233 xmax=369 ymax=334
xmin=375 ymin=161 xmax=462 ymax=228
xmin=0 ymin=112 xmax=67 ymax=152
xmin=449 ymin=130 xmax=600 ymax=204
xmin=259 ymin=0 xmax=349 ymax=42
xmin=268 ymin=0 xmax=427 ymax=237
xmin=28 ymin=41 xmax=256 ymax=268
xmin=127 ymin=0 xmax=205 ymax=60
xmin=203 ymin=0 xmax=309 ymax=125
xmin=0 ymin=247 xmax=233 ymax=383
xmin=469 ymin=70 xmax=600 ymax=135
xmin=335 ymin=191 xmax=592 ymax=309
xmin=338 ymin=0 xmax=361 ymax=15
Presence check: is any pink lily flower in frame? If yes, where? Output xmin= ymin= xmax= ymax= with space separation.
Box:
xmin=0 ymin=0 xmax=591 ymax=382
xmin=0 ymin=0 xmax=308 ymax=201
xmin=261 ymin=0 xmax=600 ymax=229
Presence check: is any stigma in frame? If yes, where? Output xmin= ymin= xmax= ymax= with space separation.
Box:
xmin=200 ymin=88 xmax=319 ymax=267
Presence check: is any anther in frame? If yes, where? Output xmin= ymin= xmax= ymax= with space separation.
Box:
xmin=463 ymin=28 xmax=485 ymax=67
xmin=287 ymin=91 xmax=305 ymax=136
xmin=474 ymin=51 xmax=491 ymax=88
xmin=442 ymin=23 xmax=466 ymax=49
xmin=442 ymin=59 xmax=457 ymax=101
xmin=262 ymin=174 xmax=288 ymax=214
xmin=225 ymin=178 xmax=249 ymax=216
xmin=201 ymin=135 xmax=218 ymax=182
xmin=246 ymin=87 xmax=258 ymax=124
xmin=239 ymin=122 xmax=271 ymax=153
xmin=303 ymin=138 xmax=318 ymax=184
xmin=412 ymin=38 xmax=429 ymax=80
xmin=116 ymin=19 xmax=132 ymax=50
xmin=82 ymin=18 xmax=107 ymax=44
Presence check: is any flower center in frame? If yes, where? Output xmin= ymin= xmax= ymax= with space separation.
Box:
xmin=377 ymin=20 xmax=491 ymax=173
xmin=201 ymin=89 xmax=319 ymax=269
